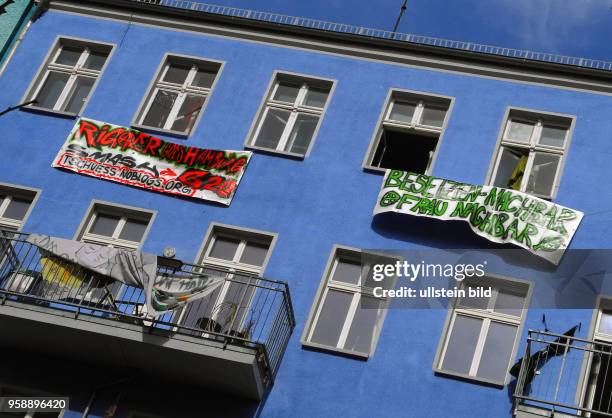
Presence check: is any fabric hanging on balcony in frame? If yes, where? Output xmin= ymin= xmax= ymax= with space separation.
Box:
xmin=25 ymin=234 xmax=225 ymax=316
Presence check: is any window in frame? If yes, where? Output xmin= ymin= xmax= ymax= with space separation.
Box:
xmin=77 ymin=202 xmax=154 ymax=250
xmin=72 ymin=202 xmax=154 ymax=302
xmin=178 ymin=224 xmax=276 ymax=334
xmin=302 ymin=247 xmax=394 ymax=358
xmin=24 ymin=38 xmax=112 ymax=115
xmin=582 ymin=303 xmax=612 ymax=416
xmin=435 ymin=277 xmax=530 ymax=385
xmin=247 ymin=73 xmax=333 ymax=157
xmin=364 ymin=90 xmax=452 ymax=174
xmin=133 ymin=55 xmax=222 ymax=136
xmin=0 ymin=184 xmax=39 ymax=231
xmin=489 ymin=109 xmax=573 ymax=199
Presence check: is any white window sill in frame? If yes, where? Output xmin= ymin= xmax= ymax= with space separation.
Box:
xmin=301 ymin=340 xmax=370 ymax=360
xmin=21 ymin=105 xmax=78 ymax=118
xmin=433 ymin=368 xmax=506 ymax=388
xmin=244 ymin=144 xmax=306 ymax=160
xmin=131 ymin=123 xmax=191 ymax=139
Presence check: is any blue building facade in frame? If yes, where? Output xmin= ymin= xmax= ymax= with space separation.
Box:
xmin=1 ymin=1 xmax=612 ymax=417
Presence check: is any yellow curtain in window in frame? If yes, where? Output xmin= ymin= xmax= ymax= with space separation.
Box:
xmin=508 ymin=155 xmax=528 ymax=191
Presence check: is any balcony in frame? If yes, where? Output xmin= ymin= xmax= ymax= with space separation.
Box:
xmin=0 ymin=231 xmax=295 ymax=400
xmin=513 ymin=330 xmax=612 ymax=418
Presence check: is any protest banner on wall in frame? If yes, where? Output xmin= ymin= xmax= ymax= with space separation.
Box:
xmin=53 ymin=118 xmax=252 ymax=205
xmin=374 ymin=170 xmax=583 ymax=264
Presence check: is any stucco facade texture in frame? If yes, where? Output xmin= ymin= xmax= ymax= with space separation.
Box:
xmin=0 ymin=7 xmax=610 ymax=418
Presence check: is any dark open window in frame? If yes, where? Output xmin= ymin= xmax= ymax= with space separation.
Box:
xmin=371 ymin=129 xmax=438 ymax=174
xmin=365 ymin=91 xmax=451 ymax=174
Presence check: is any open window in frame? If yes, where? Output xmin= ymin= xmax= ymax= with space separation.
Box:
xmin=364 ymin=90 xmax=452 ymax=174
xmin=489 ymin=109 xmax=573 ymax=199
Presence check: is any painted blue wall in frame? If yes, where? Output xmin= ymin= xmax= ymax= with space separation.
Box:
xmin=1 ymin=8 xmax=611 ymax=418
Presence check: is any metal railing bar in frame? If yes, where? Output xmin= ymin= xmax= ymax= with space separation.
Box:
xmin=119 ymin=0 xmax=612 ymax=72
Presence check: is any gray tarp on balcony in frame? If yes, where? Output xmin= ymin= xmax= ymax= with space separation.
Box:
xmin=25 ymin=234 xmax=224 ymax=316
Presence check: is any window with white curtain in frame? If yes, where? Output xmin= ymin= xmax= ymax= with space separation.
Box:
xmin=247 ymin=73 xmax=333 ymax=157
xmin=134 ymin=55 xmax=222 ymax=136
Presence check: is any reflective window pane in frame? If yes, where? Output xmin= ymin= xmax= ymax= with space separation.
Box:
xmin=310 ymin=289 xmax=353 ymax=347
xmin=389 ymin=102 xmax=416 ymax=123
xmin=506 ymin=120 xmax=534 ymax=143
xmin=118 ymin=218 xmax=148 ymax=242
xmin=303 ymin=88 xmax=328 ymax=108
xmin=163 ymin=63 xmax=190 ymax=84
xmin=35 ymin=72 xmax=70 ymax=109
xmin=89 ymin=214 xmax=120 ymax=237
xmin=539 ymin=126 xmax=567 ymax=148
xmin=83 ymin=50 xmax=108 ymax=71
xmin=55 ymin=46 xmax=82 ymax=66
xmin=421 ymin=106 xmax=446 ymax=127
xmin=286 ymin=113 xmax=318 ymax=155
xmin=344 ymin=296 xmax=382 ymax=354
xmin=62 ymin=76 xmax=95 ymax=114
xmin=239 ymin=241 xmax=269 ymax=266
xmin=493 ymin=290 xmax=525 ymax=317
xmin=492 ymin=147 xmax=528 ymax=191
xmin=526 ymin=153 xmax=561 ymax=197
xmin=331 ymin=258 xmax=361 ymax=285
xmin=192 ymin=69 xmax=217 ymax=88
xmin=3 ymin=198 xmax=31 ymax=221
xmin=142 ymin=90 xmax=178 ymax=129
xmin=170 ymin=94 xmax=205 ymax=133
xmin=253 ymin=108 xmax=290 ymax=150
xmin=273 ymin=83 xmax=300 ymax=103
xmin=477 ymin=322 xmax=517 ymax=381
xmin=441 ymin=315 xmax=482 ymax=375
xmin=209 ymin=236 xmax=240 ymax=261
xmin=599 ymin=311 xmax=612 ymax=334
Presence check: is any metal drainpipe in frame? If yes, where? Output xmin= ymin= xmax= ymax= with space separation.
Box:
xmin=82 ymin=377 xmax=134 ymax=418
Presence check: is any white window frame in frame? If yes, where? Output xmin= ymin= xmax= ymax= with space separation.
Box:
xmin=175 ymin=223 xmax=277 ymax=329
xmin=301 ymin=245 xmax=396 ymax=359
xmin=132 ymin=54 xmax=223 ymax=137
xmin=22 ymin=36 xmax=114 ymax=116
xmin=363 ymin=89 xmax=453 ymax=174
xmin=0 ymin=183 xmax=40 ymax=231
xmin=487 ymin=107 xmax=575 ymax=200
xmin=576 ymin=298 xmax=612 ymax=412
xmin=433 ymin=276 xmax=531 ymax=386
xmin=75 ymin=200 xmax=156 ymax=250
xmin=71 ymin=201 xmax=155 ymax=304
xmin=245 ymin=71 xmax=335 ymax=158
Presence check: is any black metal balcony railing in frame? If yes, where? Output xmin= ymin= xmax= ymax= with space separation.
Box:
xmin=123 ymin=0 xmax=612 ymax=72
xmin=514 ymin=330 xmax=612 ymax=417
xmin=0 ymin=230 xmax=295 ymax=385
